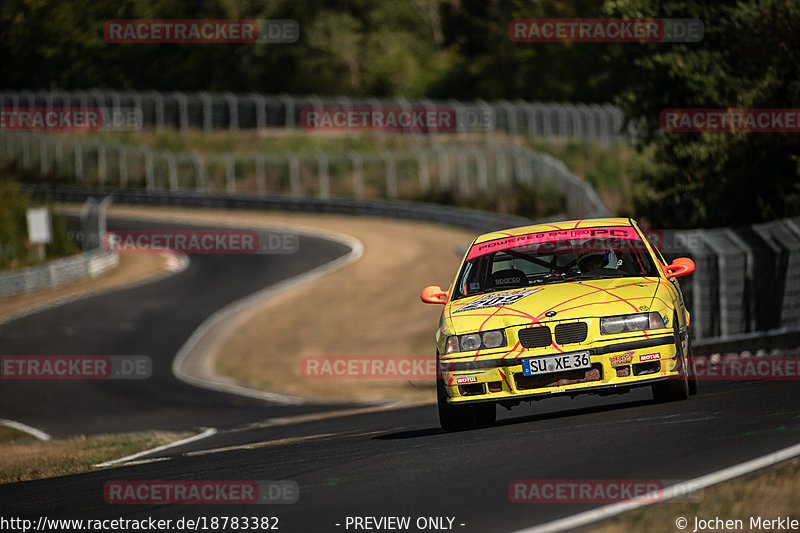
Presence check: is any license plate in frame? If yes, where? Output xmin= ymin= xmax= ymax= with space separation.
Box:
xmin=522 ymin=352 xmax=591 ymax=376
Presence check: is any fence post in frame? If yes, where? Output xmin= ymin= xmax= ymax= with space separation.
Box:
xmin=192 ymin=152 xmax=207 ymax=192
xmin=200 ymin=92 xmax=213 ymax=134
xmin=255 ymin=154 xmax=266 ymax=195
xmin=435 ymin=146 xmax=450 ymax=190
xmin=225 ymin=155 xmax=236 ymax=192
xmin=381 ymin=151 xmax=398 ymax=199
xmin=347 ymin=151 xmax=364 ymax=198
xmin=277 ymin=94 xmax=294 ymax=128
xmin=143 ymin=147 xmax=154 ymax=190
xmin=74 ymin=141 xmax=84 ymax=182
xmin=118 ymin=144 xmax=128 ymax=187
xmin=285 ymin=152 xmax=300 ymax=196
xmin=473 ymin=148 xmax=488 ymax=191
xmin=312 ymin=150 xmax=330 ymax=198
xmin=251 ymin=94 xmax=267 ymax=135
xmin=413 ymin=148 xmax=430 ymax=192
xmin=225 ymin=92 xmax=239 ymax=132
xmin=173 ymin=92 xmax=189 ymax=132
xmin=165 ymin=152 xmax=179 ymax=191
xmin=96 ymin=142 xmax=107 ymax=184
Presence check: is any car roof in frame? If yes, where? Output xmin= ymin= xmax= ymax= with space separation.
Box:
xmin=473 ymin=217 xmax=635 ymax=244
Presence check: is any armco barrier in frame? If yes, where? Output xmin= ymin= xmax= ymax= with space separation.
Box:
xmin=19 ymin=184 xmax=531 ymax=235
xmin=0 ymin=248 xmax=119 ymax=299
xmin=660 ymin=218 xmax=800 ymax=339
xmin=15 ymin=185 xmax=800 ymax=340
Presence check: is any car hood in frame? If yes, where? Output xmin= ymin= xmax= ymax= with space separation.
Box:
xmin=445 ymin=277 xmax=659 ymax=332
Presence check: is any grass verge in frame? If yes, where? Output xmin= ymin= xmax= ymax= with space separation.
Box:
xmin=589 ymin=458 xmax=800 ymax=533
xmin=0 ymin=430 xmax=192 ymax=484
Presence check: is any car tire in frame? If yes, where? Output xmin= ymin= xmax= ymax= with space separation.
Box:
xmin=687 ymin=335 xmax=699 ymax=396
xmin=437 ymin=380 xmax=496 ymax=431
xmin=436 ymin=363 xmax=496 ymax=431
xmin=651 ymin=315 xmax=690 ymax=402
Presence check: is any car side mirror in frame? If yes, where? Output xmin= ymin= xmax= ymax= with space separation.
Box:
xmin=665 ymin=257 xmax=695 ymax=279
xmin=420 ymin=285 xmax=448 ymax=304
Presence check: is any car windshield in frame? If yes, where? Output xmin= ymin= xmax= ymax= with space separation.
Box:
xmin=452 ymin=226 xmax=658 ymax=300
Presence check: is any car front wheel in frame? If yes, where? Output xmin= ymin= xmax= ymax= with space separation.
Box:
xmin=651 ymin=315 xmax=690 ymax=402
xmin=436 ymin=362 xmax=496 ymax=431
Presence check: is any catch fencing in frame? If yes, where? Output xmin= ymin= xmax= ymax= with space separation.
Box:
xmin=0 ymin=131 xmax=612 ymax=220
xmin=0 ymin=90 xmax=632 ymax=145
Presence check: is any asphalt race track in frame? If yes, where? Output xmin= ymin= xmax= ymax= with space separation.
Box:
xmin=0 ymin=216 xmax=358 ymax=436
xmin=2 ymin=216 xmax=800 ymax=533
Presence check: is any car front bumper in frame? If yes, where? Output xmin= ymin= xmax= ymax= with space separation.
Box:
xmin=439 ymin=334 xmax=681 ymax=404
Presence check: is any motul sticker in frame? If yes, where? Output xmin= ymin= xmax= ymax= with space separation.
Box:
xmin=454 ymin=289 xmax=542 ymax=313
xmin=639 ymin=353 xmax=661 ymax=362
xmin=456 ymin=375 xmax=478 ymax=384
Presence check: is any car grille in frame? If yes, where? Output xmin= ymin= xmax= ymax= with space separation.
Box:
xmin=554 ymin=322 xmax=588 ymax=345
xmin=518 ymin=327 xmax=552 ymax=348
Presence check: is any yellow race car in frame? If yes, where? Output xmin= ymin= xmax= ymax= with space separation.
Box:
xmin=421 ymin=218 xmax=697 ymax=431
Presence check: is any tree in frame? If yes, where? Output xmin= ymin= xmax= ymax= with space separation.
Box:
xmin=610 ymin=0 xmax=800 ymax=227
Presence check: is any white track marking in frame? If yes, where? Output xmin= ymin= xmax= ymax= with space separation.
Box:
xmin=0 ymin=418 xmax=52 ymax=441
xmin=93 ymin=427 xmax=217 ymax=467
xmin=512 ymin=440 xmax=800 ymax=533
xmin=170 ymin=224 xmax=364 ymax=406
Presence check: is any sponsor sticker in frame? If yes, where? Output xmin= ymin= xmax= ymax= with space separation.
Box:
xmin=609 ymin=351 xmax=634 ymax=366
xmin=455 ymin=375 xmax=478 ymax=384
xmin=639 ymin=353 xmax=661 ymax=362
xmin=454 ymin=289 xmax=543 ymax=313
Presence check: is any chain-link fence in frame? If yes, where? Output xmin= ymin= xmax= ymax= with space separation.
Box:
xmin=0 ymin=90 xmax=633 ymax=146
xmin=1 ymin=131 xmax=612 ymax=219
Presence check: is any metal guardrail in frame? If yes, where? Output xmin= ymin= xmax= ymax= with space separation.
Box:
xmin=0 ymin=247 xmax=119 ymax=298
xmin=19 ymin=184 xmax=800 ymax=344
xmin=694 ymin=327 xmax=800 ymax=356
xmin=0 ymin=90 xmax=633 ymax=145
xmin=20 ymin=184 xmax=532 ymax=234
xmin=1 ymin=131 xmax=612 ymax=220
xmin=658 ymin=218 xmax=800 ymax=340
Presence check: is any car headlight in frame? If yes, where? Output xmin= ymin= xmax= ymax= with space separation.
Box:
xmin=445 ymin=329 xmax=507 ymax=353
xmin=600 ymin=312 xmax=665 ymax=335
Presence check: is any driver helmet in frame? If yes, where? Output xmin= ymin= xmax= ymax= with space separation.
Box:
xmin=577 ymin=248 xmax=617 ymax=273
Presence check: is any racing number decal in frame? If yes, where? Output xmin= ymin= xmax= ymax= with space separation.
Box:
xmin=454 ymin=288 xmax=543 ymax=313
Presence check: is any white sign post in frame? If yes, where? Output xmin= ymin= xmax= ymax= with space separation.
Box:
xmin=26 ymin=207 xmax=52 ymax=262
